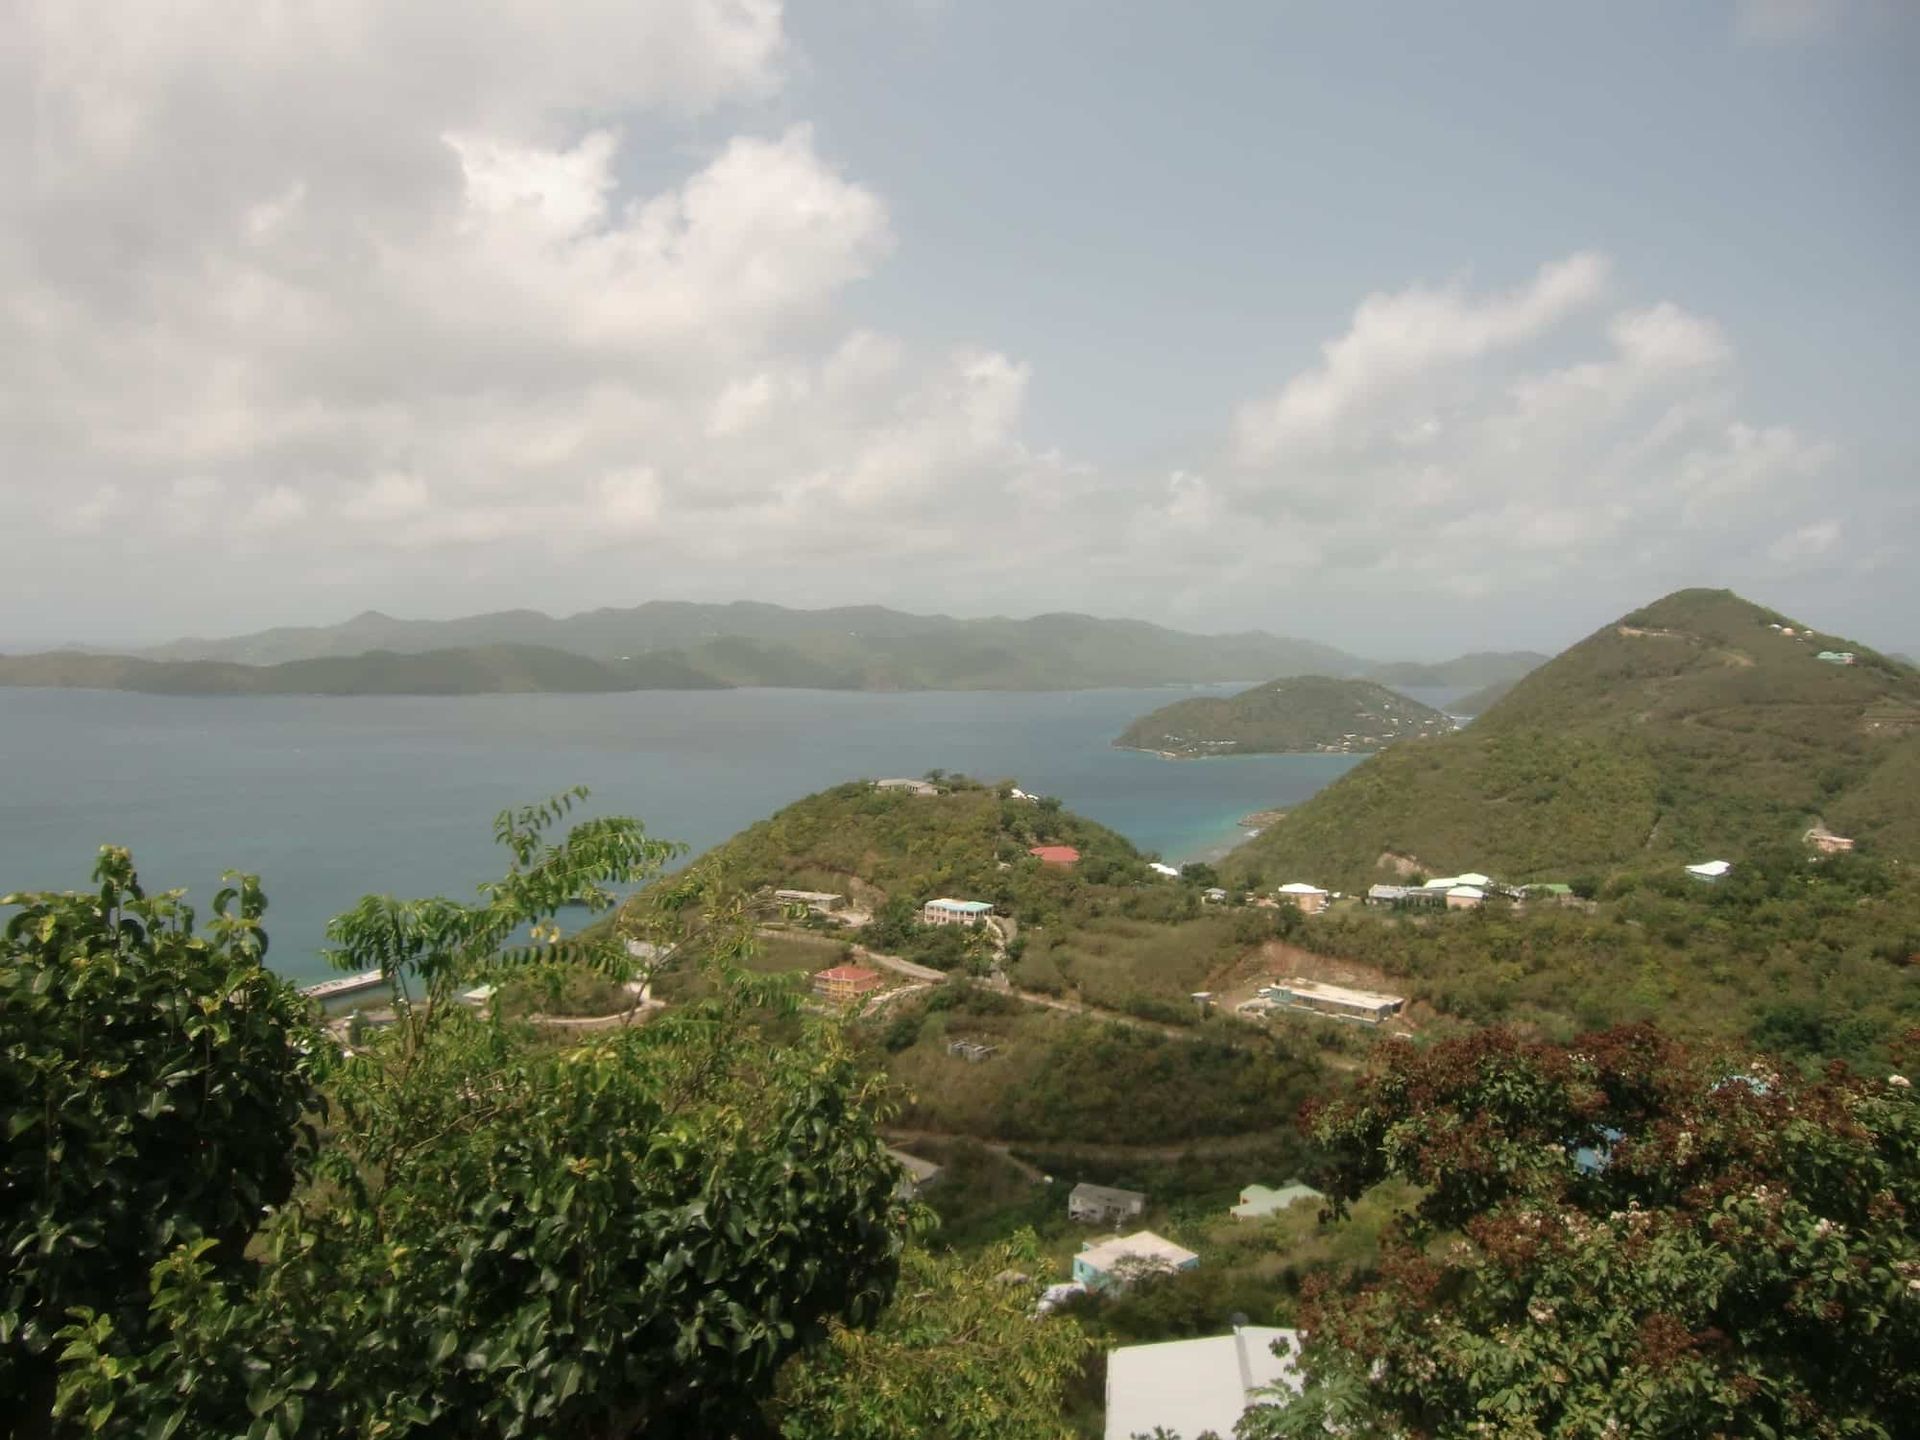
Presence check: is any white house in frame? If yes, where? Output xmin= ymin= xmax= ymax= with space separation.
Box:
xmin=922 ymin=897 xmax=995 ymax=927
xmin=1445 ymin=885 xmax=1486 ymax=910
xmin=1103 ymin=1327 xmax=1302 ymax=1440
xmin=1686 ymin=860 xmax=1733 ymax=882
xmin=1148 ymin=862 xmax=1181 ymax=879
xmin=1275 ymin=882 xmax=1329 ymax=915
xmin=1072 ymin=1231 xmax=1198 ymax=1292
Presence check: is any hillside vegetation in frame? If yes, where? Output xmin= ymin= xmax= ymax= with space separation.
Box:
xmin=0 ymin=644 xmax=725 ymax=695
xmin=1116 ymin=676 xmax=1454 ymax=757
xmin=1228 ymin=589 xmax=1920 ymax=888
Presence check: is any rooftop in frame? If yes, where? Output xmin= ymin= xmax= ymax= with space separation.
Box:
xmin=1276 ymin=882 xmax=1327 ymax=895
xmin=1071 ymin=1182 xmax=1146 ymax=1205
xmin=1029 ymin=845 xmax=1081 ymax=864
xmin=1268 ymin=978 xmax=1406 ymax=1010
xmin=1103 ymin=1327 xmax=1301 ymax=1440
xmin=926 ymin=897 xmax=994 ymax=913
xmin=1078 ymin=1230 xmax=1198 ymax=1274
xmin=815 ymin=965 xmax=880 ymax=983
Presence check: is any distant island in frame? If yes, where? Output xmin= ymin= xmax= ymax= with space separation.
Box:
xmin=14 ymin=599 xmax=1552 ymax=697
xmin=1114 ymin=676 xmax=1456 ymax=758
xmin=0 ymin=644 xmax=727 ymax=697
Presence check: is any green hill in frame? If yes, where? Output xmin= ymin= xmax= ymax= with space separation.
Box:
xmin=1115 ymin=676 xmax=1455 ymax=757
xmin=1449 ymin=676 xmax=1518 ymax=716
xmin=0 ymin=644 xmax=728 ymax=695
xmin=138 ymin=600 xmax=1368 ymax=690
xmin=1225 ymin=588 xmax=1920 ymax=888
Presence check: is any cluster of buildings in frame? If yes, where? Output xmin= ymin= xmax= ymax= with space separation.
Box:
xmin=1765 ymin=621 xmax=1858 ymax=666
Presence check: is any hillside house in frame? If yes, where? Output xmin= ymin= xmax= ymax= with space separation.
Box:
xmin=923 ymin=897 xmax=994 ymax=927
xmin=1816 ymin=650 xmax=1857 ymax=665
xmin=947 ymin=1038 xmax=997 ymax=1063
xmin=1103 ymin=1327 xmax=1302 ymax=1440
xmin=1805 ymin=827 xmax=1856 ymax=855
xmin=1368 ymin=884 xmax=1441 ymax=908
xmin=874 ymin=777 xmax=938 ymax=796
xmin=1259 ymin=978 xmax=1406 ymax=1025
xmin=774 ymin=888 xmax=844 ymax=914
xmin=1445 ymin=885 xmax=1486 ymax=910
xmin=1230 ymin=1181 xmax=1324 ymax=1220
xmin=811 ymin=964 xmax=883 ymax=1007
xmin=1148 ymin=862 xmax=1181 ymax=878
xmin=1072 ymin=1231 xmax=1198 ymax=1292
xmin=1275 ymin=882 xmax=1329 ymax=914
xmin=1029 ymin=844 xmax=1081 ymax=868
xmin=1686 ymin=860 xmax=1733 ymax=883
xmin=1202 ymin=887 xmax=1229 ymax=904
xmin=1069 ymin=1182 xmax=1147 ymax=1226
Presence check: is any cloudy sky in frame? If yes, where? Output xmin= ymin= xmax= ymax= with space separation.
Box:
xmin=3 ymin=1 xmax=1914 ymax=658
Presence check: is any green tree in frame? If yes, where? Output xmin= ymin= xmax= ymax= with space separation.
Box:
xmin=776 ymin=1233 xmax=1090 ymax=1440
xmin=52 ymin=794 xmax=917 ymax=1439
xmin=1 ymin=849 xmax=321 ymax=1432
xmin=1244 ymin=1026 xmax=1920 ymax=1440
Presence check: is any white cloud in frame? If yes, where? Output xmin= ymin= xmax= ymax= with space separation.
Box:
xmin=0 ymin=4 xmax=1886 ymax=650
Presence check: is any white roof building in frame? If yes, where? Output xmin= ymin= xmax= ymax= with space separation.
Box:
xmin=1104 ymin=1327 xmax=1302 ymax=1440
xmin=1447 ymin=885 xmax=1486 ymax=901
xmin=1686 ymin=860 xmax=1733 ymax=880
xmin=1149 ymin=862 xmax=1181 ymax=878
xmin=1276 ymin=882 xmax=1328 ymax=896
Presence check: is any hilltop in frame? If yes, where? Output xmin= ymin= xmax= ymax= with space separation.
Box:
xmin=0 ymin=644 xmax=725 ymax=696
xmin=1115 ymin=677 xmax=1455 ymax=758
xmin=1225 ymin=589 xmax=1920 ymax=889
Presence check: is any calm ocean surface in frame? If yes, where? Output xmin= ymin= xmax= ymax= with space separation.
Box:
xmin=0 ymin=685 xmax=1384 ymax=984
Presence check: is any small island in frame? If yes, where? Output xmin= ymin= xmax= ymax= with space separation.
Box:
xmin=1114 ymin=675 xmax=1456 ymax=758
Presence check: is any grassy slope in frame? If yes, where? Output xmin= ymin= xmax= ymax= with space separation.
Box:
xmin=1115 ymin=676 xmax=1454 ymax=756
xmin=1226 ymin=589 xmax=1920 ymax=889
xmin=0 ymin=644 xmax=728 ymax=695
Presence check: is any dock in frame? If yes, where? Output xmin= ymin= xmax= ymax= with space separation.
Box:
xmin=301 ymin=968 xmax=387 ymax=1004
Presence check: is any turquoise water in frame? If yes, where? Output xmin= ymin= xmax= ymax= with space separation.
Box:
xmin=0 ymin=686 xmax=1364 ymax=983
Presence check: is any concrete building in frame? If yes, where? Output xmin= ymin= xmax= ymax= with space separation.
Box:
xmin=1686 ymin=860 xmax=1733 ymax=883
xmin=1445 ymin=885 xmax=1486 ymax=910
xmin=1259 ymin=977 xmax=1406 ymax=1025
xmin=773 ymin=888 xmax=845 ymax=914
xmin=1103 ymin=1327 xmax=1302 ymax=1440
xmin=874 ymin=777 xmax=938 ymax=796
xmin=947 ymin=1038 xmax=997 ymax=1063
xmin=1029 ymin=844 xmax=1081 ymax=868
xmin=922 ymin=897 xmax=994 ymax=927
xmin=1816 ymin=650 xmax=1857 ymax=665
xmin=1275 ymin=882 xmax=1329 ymax=914
xmin=1230 ymin=1181 xmax=1324 ymax=1220
xmin=1072 ymin=1231 xmax=1198 ymax=1292
xmin=1069 ymin=1182 xmax=1147 ymax=1226
xmin=811 ymin=964 xmax=883 ymax=1007
xmin=1368 ymin=883 xmax=1441 ymax=908
xmin=1805 ymin=828 xmax=1856 ymax=855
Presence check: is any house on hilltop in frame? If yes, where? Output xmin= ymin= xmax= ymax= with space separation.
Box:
xmin=1029 ymin=844 xmax=1081 ymax=868
xmin=1275 ymin=882 xmax=1329 ymax=914
xmin=1072 ymin=1231 xmax=1197 ymax=1292
xmin=922 ymin=897 xmax=994 ymax=927
xmin=874 ymin=777 xmax=938 ymax=796
xmin=1069 ymin=1182 xmax=1147 ymax=1226
xmin=811 ymin=965 xmax=883 ymax=1007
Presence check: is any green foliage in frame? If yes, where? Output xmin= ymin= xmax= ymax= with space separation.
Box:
xmin=775 ymin=1234 xmax=1090 ymax=1440
xmin=1250 ymin=1025 xmax=1920 ymax=1439
xmin=1116 ymin=677 xmax=1453 ymax=757
xmin=1281 ymin=850 xmax=1920 ymax=1066
xmin=1229 ymin=588 xmax=1920 ymax=889
xmin=1 ymin=850 xmax=321 ymax=1423
xmin=44 ymin=796 xmax=916 ymax=1439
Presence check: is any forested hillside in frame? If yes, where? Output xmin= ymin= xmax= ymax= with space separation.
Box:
xmin=1228 ymin=589 xmax=1920 ymax=888
xmin=0 ymin=644 xmax=725 ymax=695
xmin=1115 ymin=676 xmax=1454 ymax=757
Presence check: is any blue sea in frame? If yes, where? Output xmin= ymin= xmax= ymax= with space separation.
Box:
xmin=0 ymin=685 xmax=1382 ymax=984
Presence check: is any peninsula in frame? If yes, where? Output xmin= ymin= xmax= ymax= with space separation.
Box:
xmin=1114 ymin=676 xmax=1455 ymax=758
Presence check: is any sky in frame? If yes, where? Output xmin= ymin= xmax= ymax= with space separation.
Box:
xmin=2 ymin=0 xmax=1915 ymax=659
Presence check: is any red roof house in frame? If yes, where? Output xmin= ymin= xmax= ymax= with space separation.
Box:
xmin=812 ymin=964 xmax=884 ymax=1006
xmin=1029 ymin=845 xmax=1081 ymax=868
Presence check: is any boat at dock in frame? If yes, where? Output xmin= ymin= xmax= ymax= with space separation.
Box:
xmin=301 ymin=968 xmax=387 ymax=1003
